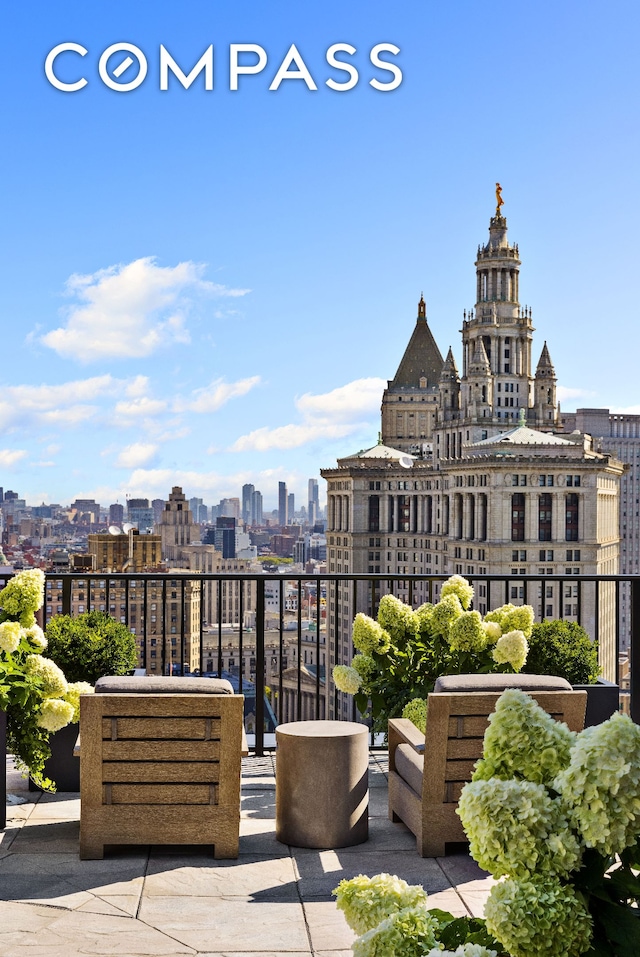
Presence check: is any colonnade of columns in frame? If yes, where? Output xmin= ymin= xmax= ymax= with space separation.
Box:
xmin=477 ymin=267 xmax=519 ymax=303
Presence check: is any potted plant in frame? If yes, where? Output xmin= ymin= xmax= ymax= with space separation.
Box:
xmin=524 ymin=619 xmax=618 ymax=726
xmin=31 ymin=610 xmax=138 ymax=791
xmin=333 ymin=575 xmax=534 ymax=733
xmin=0 ymin=569 xmax=79 ymax=796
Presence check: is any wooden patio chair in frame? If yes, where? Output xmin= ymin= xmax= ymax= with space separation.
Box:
xmin=79 ymin=676 xmax=246 ymax=860
xmin=388 ymin=673 xmax=587 ymax=858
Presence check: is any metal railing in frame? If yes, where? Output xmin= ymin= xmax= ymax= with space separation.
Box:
xmin=3 ymin=570 xmax=639 ymax=751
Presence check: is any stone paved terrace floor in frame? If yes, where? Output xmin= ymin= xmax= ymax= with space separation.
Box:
xmin=0 ymin=753 xmax=493 ymax=957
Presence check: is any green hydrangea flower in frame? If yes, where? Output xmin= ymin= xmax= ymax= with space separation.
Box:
xmin=352 ymin=614 xmax=392 ymax=655
xmin=484 ymin=878 xmax=592 ymax=957
xmin=332 ymin=664 xmax=361 ymax=695
xmin=352 ymin=906 xmax=440 ymax=957
xmin=448 ymin=610 xmax=487 ymax=652
xmin=492 ymin=629 xmax=528 ymax=671
xmin=482 ymin=620 xmax=502 ymax=644
xmin=554 ymin=711 xmax=640 ymax=857
xmin=440 ymin=575 xmax=474 ymax=610
xmin=484 ymin=603 xmax=534 ymax=639
xmin=24 ymin=655 xmax=68 ymax=697
xmin=414 ymin=602 xmax=434 ymax=636
xmin=333 ymin=873 xmax=428 ymax=934
xmin=23 ymin=623 xmax=47 ymax=651
xmin=457 ymin=778 xmax=582 ymax=880
xmin=352 ymin=653 xmax=377 ymax=685
xmin=430 ymin=593 xmax=463 ymax=639
xmin=37 ymin=697 xmax=75 ymax=732
xmin=0 ymin=620 xmax=22 ymax=654
xmin=402 ymin=698 xmax=428 ymax=733
xmin=377 ymin=594 xmax=418 ymax=644
xmin=0 ymin=569 xmax=45 ymax=618
xmin=64 ymin=681 xmax=94 ymax=724
xmin=473 ymin=688 xmax=575 ymax=785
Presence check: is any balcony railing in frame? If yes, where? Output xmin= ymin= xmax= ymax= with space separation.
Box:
xmin=3 ymin=571 xmax=639 ymax=751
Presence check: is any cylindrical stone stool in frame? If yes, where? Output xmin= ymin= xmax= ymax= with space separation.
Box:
xmin=275 ymin=720 xmax=369 ymax=848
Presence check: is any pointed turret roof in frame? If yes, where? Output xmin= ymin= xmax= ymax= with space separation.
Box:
xmin=470 ymin=423 xmax=573 ymax=448
xmin=440 ymin=346 xmax=459 ymax=380
xmin=338 ymin=443 xmax=416 ymax=464
xmin=468 ymin=337 xmax=491 ymax=375
xmin=535 ymin=341 xmax=555 ymax=377
xmin=389 ymin=297 xmax=444 ymax=389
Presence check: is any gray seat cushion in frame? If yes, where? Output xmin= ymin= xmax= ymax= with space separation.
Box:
xmin=433 ymin=673 xmax=572 ymax=693
xmin=95 ymin=675 xmax=234 ymax=695
xmin=395 ymin=743 xmax=424 ymax=796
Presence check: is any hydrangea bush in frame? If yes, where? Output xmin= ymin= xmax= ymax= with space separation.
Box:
xmin=332 ymin=575 xmax=534 ymax=732
xmin=457 ymin=689 xmax=640 ymax=957
xmin=0 ymin=569 xmax=92 ymax=790
xmin=334 ymin=873 xmax=503 ymax=957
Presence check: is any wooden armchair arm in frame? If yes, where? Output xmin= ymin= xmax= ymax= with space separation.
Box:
xmin=388 ymin=718 xmax=425 ymax=773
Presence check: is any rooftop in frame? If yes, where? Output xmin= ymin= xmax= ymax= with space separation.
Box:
xmin=1 ymin=753 xmax=492 ymax=957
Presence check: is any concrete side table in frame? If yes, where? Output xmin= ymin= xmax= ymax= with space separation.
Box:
xmin=275 ymin=720 xmax=369 ymax=848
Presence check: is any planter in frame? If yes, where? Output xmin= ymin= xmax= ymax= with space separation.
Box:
xmin=572 ymin=678 xmax=620 ymax=727
xmin=29 ymin=721 xmax=80 ymax=792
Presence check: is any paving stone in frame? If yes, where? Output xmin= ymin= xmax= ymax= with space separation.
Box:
xmin=0 ymin=851 xmax=146 ymax=908
xmin=303 ymin=900 xmax=356 ymax=951
xmin=144 ymin=855 xmax=299 ymax=899
xmin=5 ymin=820 xmax=80 ymax=854
xmin=240 ymin=790 xmax=277 ymax=819
xmin=138 ymin=895 xmax=310 ymax=952
xmin=238 ymin=818 xmax=281 ymax=855
xmin=292 ymin=848 xmax=451 ymax=899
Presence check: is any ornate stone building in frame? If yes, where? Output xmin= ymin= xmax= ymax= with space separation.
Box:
xmin=322 ymin=202 xmax=623 ymax=715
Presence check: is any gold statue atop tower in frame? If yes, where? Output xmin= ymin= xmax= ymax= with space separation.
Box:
xmin=495 ymin=182 xmax=504 ymax=214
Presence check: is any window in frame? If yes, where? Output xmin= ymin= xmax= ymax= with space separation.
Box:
xmin=566 ymin=475 xmax=581 ymax=487
xmin=512 ymin=493 xmax=525 ymax=541
xmin=368 ymin=495 xmax=380 ymax=532
xmin=566 ymin=493 xmax=579 ymax=541
xmin=539 ymin=494 xmax=552 ymax=541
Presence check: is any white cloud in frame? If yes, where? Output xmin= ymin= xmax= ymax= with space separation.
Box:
xmin=40 ymin=257 xmax=250 ymax=362
xmin=232 ymin=422 xmax=356 ymax=452
xmin=557 ymin=385 xmax=597 ymax=404
xmin=0 ymin=375 xmax=131 ymax=432
xmin=0 ymin=449 xmax=27 ymax=467
xmin=296 ymin=377 xmax=386 ymax=423
xmin=230 ymin=377 xmax=385 ymax=452
xmin=115 ymin=443 xmax=159 ymax=469
xmin=175 ymin=376 xmax=261 ymax=414
xmin=611 ymin=404 xmax=640 ymax=415
xmin=113 ymin=396 xmax=170 ymax=423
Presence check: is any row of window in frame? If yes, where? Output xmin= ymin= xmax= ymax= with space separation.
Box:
xmin=512 ymin=493 xmax=579 ymax=542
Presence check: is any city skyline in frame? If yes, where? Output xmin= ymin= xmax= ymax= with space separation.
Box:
xmin=3 ymin=2 xmax=640 ymax=508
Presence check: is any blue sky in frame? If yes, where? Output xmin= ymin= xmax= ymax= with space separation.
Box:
xmin=2 ymin=1 xmax=639 ymax=511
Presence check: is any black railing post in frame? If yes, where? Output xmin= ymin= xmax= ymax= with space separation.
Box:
xmin=630 ymin=578 xmax=640 ymax=724
xmin=61 ymin=574 xmax=73 ymax=615
xmin=255 ymin=578 xmax=266 ymax=756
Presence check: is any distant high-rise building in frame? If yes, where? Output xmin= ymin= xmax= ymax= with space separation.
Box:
xmin=219 ymin=497 xmax=240 ymax=520
xmin=155 ymin=487 xmax=201 ymax=560
xmin=152 ymin=498 xmax=165 ymax=524
xmin=251 ymin=489 xmax=263 ymax=525
xmin=278 ymin=482 xmax=288 ymax=526
xmin=127 ymin=498 xmax=154 ymax=532
xmin=242 ymin=484 xmax=255 ymax=525
xmin=215 ymin=517 xmax=236 ymax=558
xmin=308 ymin=479 xmax=319 ymax=525
xmin=288 ymin=492 xmax=295 ymax=521
xmin=109 ymin=503 xmax=124 ymax=525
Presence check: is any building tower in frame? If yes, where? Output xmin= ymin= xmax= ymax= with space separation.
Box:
xmin=242 ymin=484 xmax=255 ymax=525
xmin=278 ymin=481 xmax=288 ymax=526
xmin=308 ymin=478 xmax=319 ymax=525
xmin=155 ymin=486 xmax=201 ymax=561
xmin=380 ymin=294 xmax=444 ymax=454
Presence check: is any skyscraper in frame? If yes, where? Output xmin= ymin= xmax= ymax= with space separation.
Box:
xmin=308 ymin=478 xmax=319 ymax=525
xmin=242 ymin=483 xmax=255 ymax=525
xmin=278 ymin=481 xmax=288 ymax=526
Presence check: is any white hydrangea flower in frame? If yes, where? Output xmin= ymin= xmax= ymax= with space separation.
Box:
xmin=333 ymin=873 xmax=428 ymax=934
xmin=24 ymin=623 xmax=47 ymax=651
xmin=0 ymin=620 xmax=22 ymax=654
xmin=24 ymin=654 xmax=68 ymax=697
xmin=492 ymin=629 xmax=528 ymax=671
xmin=37 ymin=697 xmax=75 ymax=732
xmin=332 ymin=664 xmax=361 ymax=695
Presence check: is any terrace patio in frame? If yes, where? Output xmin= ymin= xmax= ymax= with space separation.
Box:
xmin=0 ymin=752 xmax=493 ymax=957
